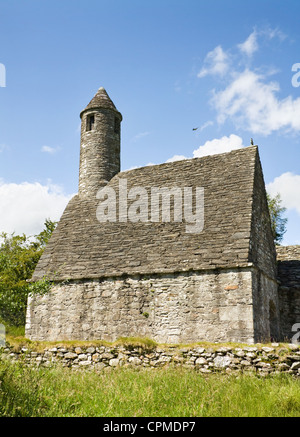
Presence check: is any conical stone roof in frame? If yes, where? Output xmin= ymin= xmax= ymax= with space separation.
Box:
xmin=80 ymin=87 xmax=121 ymax=118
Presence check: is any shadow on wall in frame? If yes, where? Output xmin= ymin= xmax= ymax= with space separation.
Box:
xmin=278 ymin=259 xmax=300 ymax=342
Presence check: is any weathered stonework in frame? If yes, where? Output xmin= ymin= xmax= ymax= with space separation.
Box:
xmin=252 ymin=269 xmax=280 ymax=343
xmin=277 ymin=246 xmax=300 ymax=341
xmin=79 ymin=88 xmax=122 ymax=196
xmin=25 ymin=88 xmax=300 ymax=345
xmin=26 ymin=267 xmax=280 ymax=344
xmin=2 ymin=343 xmax=300 ymax=376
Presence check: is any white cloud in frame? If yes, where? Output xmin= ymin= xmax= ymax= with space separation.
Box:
xmin=197 ymin=28 xmax=299 ymax=136
xmin=238 ymin=31 xmax=258 ymax=57
xmin=237 ymin=27 xmax=286 ymax=58
xmin=262 ymin=26 xmax=287 ymax=42
xmin=212 ymin=69 xmax=300 ymax=135
xmin=165 ymin=154 xmax=187 ymax=163
xmin=0 ymin=180 xmax=74 ymax=236
xmin=197 ymin=45 xmax=229 ymax=78
xmin=266 ymin=172 xmax=300 ymax=215
xmin=123 ymin=165 xmax=138 ymax=172
xmin=198 ymin=121 xmax=214 ymax=131
xmin=167 ymin=134 xmax=244 ymax=162
xmin=131 ymin=132 xmax=151 ymax=142
xmin=41 ymin=145 xmax=60 ymax=154
xmin=193 ymin=134 xmax=244 ymax=158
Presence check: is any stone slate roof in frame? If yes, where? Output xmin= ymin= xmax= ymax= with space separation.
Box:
xmin=80 ymin=87 xmax=121 ymax=117
xmin=32 ymin=146 xmax=265 ymax=282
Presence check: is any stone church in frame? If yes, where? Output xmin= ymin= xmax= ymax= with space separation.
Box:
xmin=25 ymin=87 xmax=300 ymax=344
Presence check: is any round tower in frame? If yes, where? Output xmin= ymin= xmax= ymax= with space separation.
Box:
xmin=79 ymin=87 xmax=122 ymax=197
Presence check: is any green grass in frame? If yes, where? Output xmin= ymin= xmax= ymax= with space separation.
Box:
xmin=3 ymin=331 xmax=293 ymax=355
xmin=0 ymin=319 xmax=24 ymax=339
xmin=0 ymin=360 xmax=300 ymax=417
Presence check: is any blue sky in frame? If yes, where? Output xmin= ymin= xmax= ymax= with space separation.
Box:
xmin=0 ymin=0 xmax=299 ymax=244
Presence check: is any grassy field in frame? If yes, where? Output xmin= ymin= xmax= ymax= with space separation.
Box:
xmin=0 ymin=359 xmax=300 ymax=417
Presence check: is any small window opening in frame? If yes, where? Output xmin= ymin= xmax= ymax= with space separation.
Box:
xmin=114 ymin=117 xmax=120 ymax=134
xmin=86 ymin=114 xmax=95 ymax=131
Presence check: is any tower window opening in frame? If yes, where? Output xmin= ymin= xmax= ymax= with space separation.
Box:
xmin=86 ymin=114 xmax=95 ymax=131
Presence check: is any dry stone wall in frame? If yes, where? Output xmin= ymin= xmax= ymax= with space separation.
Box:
xmin=1 ymin=343 xmax=300 ymax=376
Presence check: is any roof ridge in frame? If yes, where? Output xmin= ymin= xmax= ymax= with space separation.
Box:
xmin=120 ymin=145 xmax=258 ymax=176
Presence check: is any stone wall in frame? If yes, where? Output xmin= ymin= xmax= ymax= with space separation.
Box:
xmin=26 ymin=245 xmax=300 ymax=345
xmin=26 ymin=267 xmax=257 ymax=344
xmin=1 ymin=342 xmax=300 ymax=376
xmin=277 ymin=245 xmax=300 ymax=341
xmin=252 ymin=268 xmax=280 ymax=343
xmin=249 ymin=150 xmax=277 ymax=280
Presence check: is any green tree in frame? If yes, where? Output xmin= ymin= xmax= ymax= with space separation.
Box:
xmin=0 ymin=219 xmax=56 ymax=327
xmin=266 ymin=193 xmax=288 ymax=245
